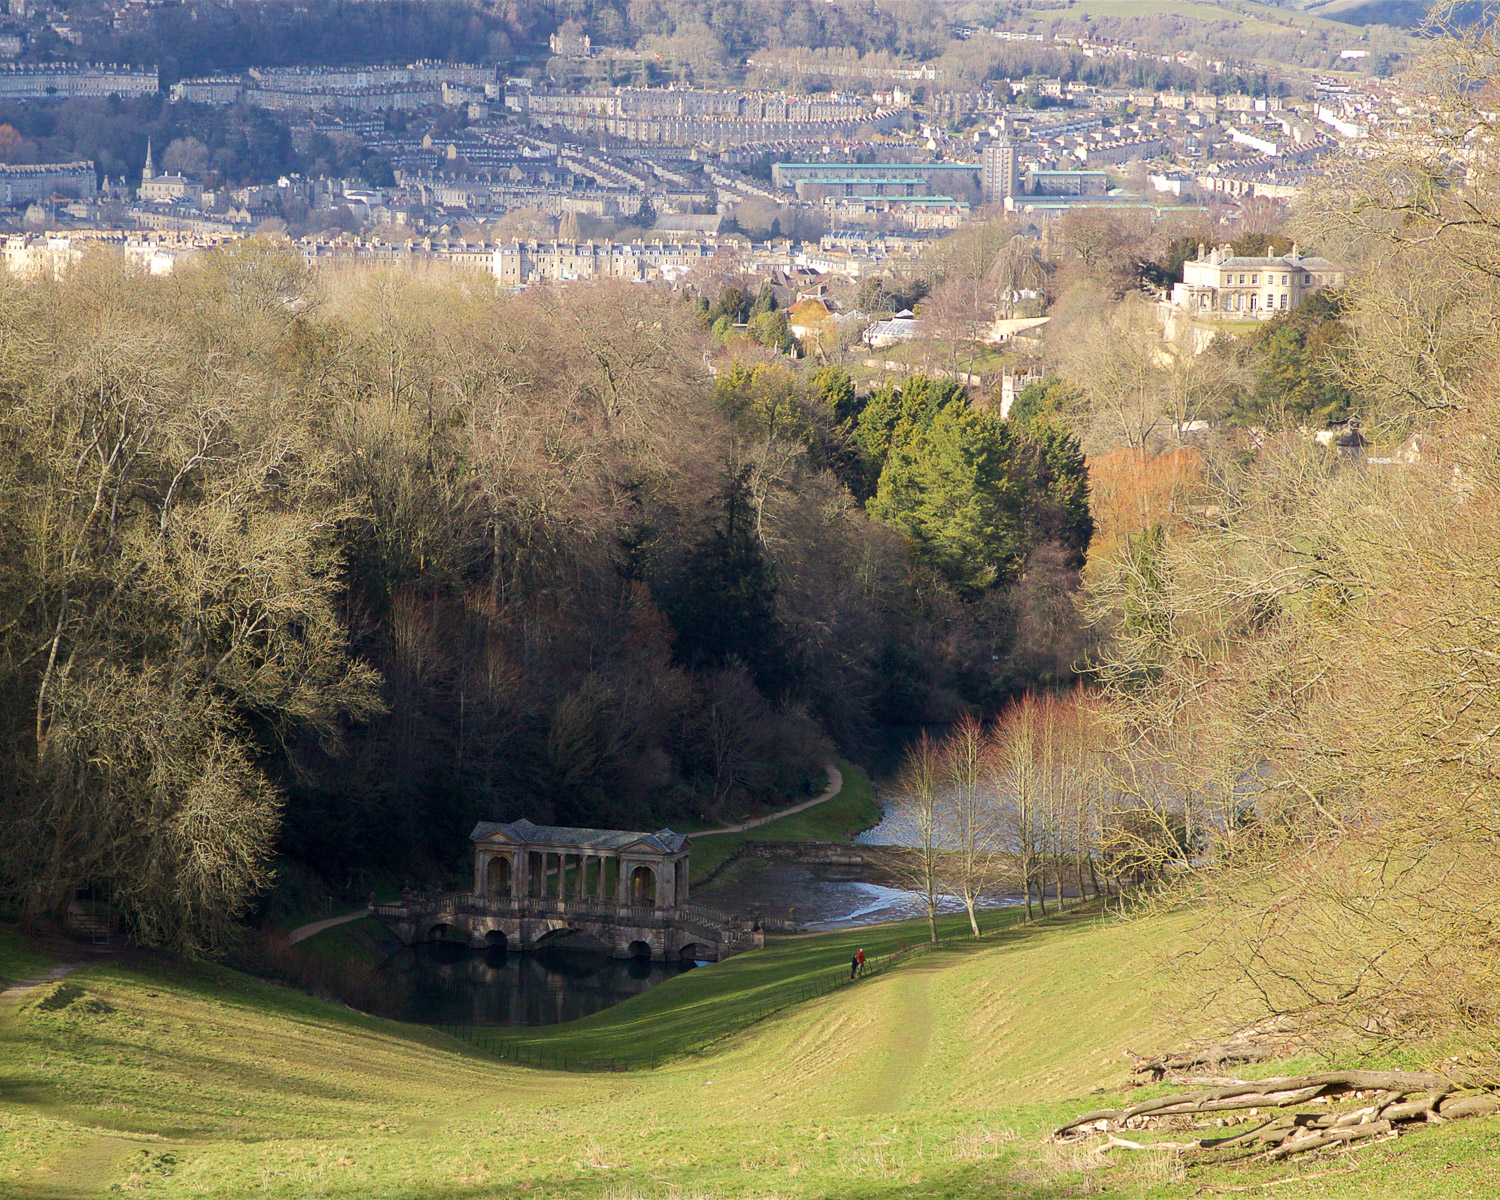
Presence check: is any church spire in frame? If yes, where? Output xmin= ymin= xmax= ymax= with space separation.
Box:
xmin=143 ymin=138 xmax=154 ymax=182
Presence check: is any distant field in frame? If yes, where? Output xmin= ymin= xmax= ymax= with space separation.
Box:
xmin=1036 ymin=0 xmax=1417 ymax=46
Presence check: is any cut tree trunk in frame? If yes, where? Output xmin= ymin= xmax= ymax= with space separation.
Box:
xmin=1055 ymin=1068 xmax=1500 ymax=1162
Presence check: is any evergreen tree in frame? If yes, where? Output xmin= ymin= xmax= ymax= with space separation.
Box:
xmin=1239 ymin=290 xmax=1353 ymax=427
xmin=662 ymin=470 xmax=786 ymax=690
xmin=868 ymin=403 xmax=1030 ymax=598
xmin=748 ymin=282 xmax=779 ymax=317
xmin=850 ymin=375 xmax=967 ymax=498
xmin=1014 ymin=420 xmax=1094 ymax=566
xmin=809 ymin=365 xmax=857 ymax=425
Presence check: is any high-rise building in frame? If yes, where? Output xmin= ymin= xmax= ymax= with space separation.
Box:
xmin=982 ymin=137 xmax=1020 ymax=203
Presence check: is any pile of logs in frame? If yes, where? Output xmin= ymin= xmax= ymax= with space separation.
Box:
xmin=1122 ymin=1021 xmax=1298 ymax=1084
xmin=1055 ymin=1069 xmax=1500 ymax=1160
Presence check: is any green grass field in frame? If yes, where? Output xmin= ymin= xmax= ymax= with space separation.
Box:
xmin=3 ymin=901 xmax=1496 ymax=1199
xmin=686 ymin=759 xmax=882 ymax=884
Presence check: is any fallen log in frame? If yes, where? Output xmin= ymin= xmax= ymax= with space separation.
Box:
xmin=1127 ymin=1044 xmax=1274 ymax=1082
xmin=1055 ymin=1067 xmax=1498 ymax=1162
xmin=1055 ymin=1071 xmax=1452 ymax=1136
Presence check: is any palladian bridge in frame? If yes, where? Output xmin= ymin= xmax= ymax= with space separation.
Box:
xmin=374 ymin=818 xmax=762 ymax=962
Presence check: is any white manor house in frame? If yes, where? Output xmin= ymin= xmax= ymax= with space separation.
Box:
xmin=1171 ymin=243 xmax=1345 ymax=320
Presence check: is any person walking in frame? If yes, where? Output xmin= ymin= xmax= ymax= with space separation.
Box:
xmin=850 ymin=950 xmax=860 ymax=980
xmin=855 ymin=948 xmax=866 ymax=978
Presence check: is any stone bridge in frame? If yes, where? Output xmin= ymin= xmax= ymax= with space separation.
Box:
xmin=373 ymin=893 xmax=762 ymax=963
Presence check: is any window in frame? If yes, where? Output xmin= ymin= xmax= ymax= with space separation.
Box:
xmin=1281 ymin=274 xmax=1288 ymax=285
xmin=1252 ymin=274 xmax=1259 ymax=284
xmin=1238 ymin=274 xmax=1246 ymax=284
xmin=1249 ymin=295 xmax=1257 ymax=311
xmin=1279 ymin=293 xmax=1287 ymax=309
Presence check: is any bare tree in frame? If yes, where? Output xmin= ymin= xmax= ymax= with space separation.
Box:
xmin=894 ymin=731 xmax=947 ymax=945
xmin=989 ymin=695 xmax=1042 ymax=920
xmin=943 ymin=713 xmax=999 ymax=936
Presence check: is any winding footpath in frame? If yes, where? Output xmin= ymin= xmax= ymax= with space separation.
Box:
xmin=0 ymin=962 xmax=81 ymax=998
xmin=699 ymin=762 xmax=844 ymax=834
xmin=287 ymin=907 xmax=373 ymax=945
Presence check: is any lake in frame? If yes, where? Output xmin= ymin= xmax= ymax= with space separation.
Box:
xmin=377 ymin=941 xmax=695 ymax=1027
xmin=692 ymin=857 xmax=1021 ymax=930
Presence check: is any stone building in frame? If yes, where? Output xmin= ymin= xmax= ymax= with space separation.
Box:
xmin=1171 ymin=243 xmax=1345 ymax=320
xmin=0 ymin=160 xmax=96 ymax=206
xmin=0 ymin=62 xmax=157 ymax=100
xmin=470 ymin=818 xmax=691 ymax=910
xmin=137 ymin=141 xmax=204 ymax=206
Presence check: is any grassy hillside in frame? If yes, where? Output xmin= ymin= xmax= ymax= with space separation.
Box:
xmin=3 ymin=906 xmax=1497 ymax=1199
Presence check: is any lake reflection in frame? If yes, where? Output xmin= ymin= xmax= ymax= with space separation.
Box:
xmin=380 ymin=942 xmax=694 ymax=1027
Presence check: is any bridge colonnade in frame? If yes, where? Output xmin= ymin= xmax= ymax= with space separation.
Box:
xmin=476 ymin=846 xmax=688 ymax=909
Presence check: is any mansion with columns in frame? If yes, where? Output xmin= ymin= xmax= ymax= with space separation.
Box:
xmin=1171 ymin=243 xmax=1345 ymax=321
xmin=470 ymin=818 xmax=690 ymax=911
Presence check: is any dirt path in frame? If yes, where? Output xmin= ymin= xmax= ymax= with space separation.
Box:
xmin=0 ymin=962 xmax=81 ymax=998
xmin=851 ymin=958 xmax=941 ymax=1115
xmin=700 ymin=763 xmax=844 ymax=835
xmin=286 ymin=906 xmax=372 ymax=946
xmin=19 ymin=1132 xmax=149 ymax=1200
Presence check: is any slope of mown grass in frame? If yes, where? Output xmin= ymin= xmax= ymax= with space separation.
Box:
xmin=1 ymin=907 xmax=1497 ymax=1200
xmin=688 ymin=759 xmax=882 ymax=884
xmin=494 ymin=908 xmax=1026 ymax=1065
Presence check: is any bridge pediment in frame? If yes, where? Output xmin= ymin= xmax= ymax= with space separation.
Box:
xmin=614 ymin=835 xmax=686 ymax=858
xmin=469 ymin=817 xmax=688 ymax=857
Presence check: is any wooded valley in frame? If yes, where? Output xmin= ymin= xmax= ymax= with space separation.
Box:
xmin=0 ymin=249 xmax=1088 ymax=948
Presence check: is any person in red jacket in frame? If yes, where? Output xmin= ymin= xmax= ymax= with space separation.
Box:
xmin=855 ymin=947 xmax=866 ymax=978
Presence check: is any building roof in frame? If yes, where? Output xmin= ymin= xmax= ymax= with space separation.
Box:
xmin=471 ymin=817 xmax=689 ymax=854
xmin=652 ymin=213 xmax=724 ymax=234
xmin=1213 ymin=254 xmax=1337 ymax=269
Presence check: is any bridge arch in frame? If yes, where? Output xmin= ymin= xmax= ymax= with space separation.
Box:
xmin=427 ymin=922 xmax=460 ymax=942
xmin=679 ymin=942 xmax=703 ymax=962
xmin=629 ymin=865 xmax=656 ymax=906
xmin=626 ymin=939 xmax=652 ymax=959
xmin=485 ymin=856 xmax=512 ymax=898
xmin=484 ymin=929 xmax=508 ymax=950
